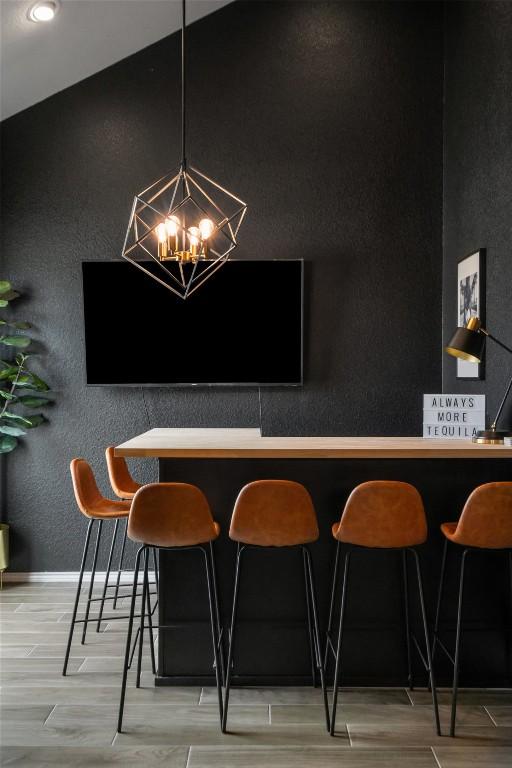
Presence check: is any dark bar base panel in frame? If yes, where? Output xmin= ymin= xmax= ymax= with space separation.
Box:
xmin=158 ymin=458 xmax=512 ymax=687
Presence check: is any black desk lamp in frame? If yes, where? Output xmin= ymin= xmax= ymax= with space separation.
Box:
xmin=445 ymin=316 xmax=512 ymax=444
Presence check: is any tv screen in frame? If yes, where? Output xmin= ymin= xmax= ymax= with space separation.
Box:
xmin=82 ymin=260 xmax=303 ymax=386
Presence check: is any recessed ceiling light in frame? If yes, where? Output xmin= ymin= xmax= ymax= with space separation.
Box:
xmin=28 ymin=1 xmax=60 ymax=23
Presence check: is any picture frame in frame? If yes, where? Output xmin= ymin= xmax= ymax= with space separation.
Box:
xmin=456 ymin=249 xmax=486 ymax=380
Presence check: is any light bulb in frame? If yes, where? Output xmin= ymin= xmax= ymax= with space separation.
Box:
xmin=198 ymin=218 xmax=214 ymax=258
xmin=156 ymin=222 xmax=168 ymax=261
xmin=188 ymin=227 xmax=200 ymax=246
xmin=198 ymin=218 xmax=214 ymax=240
xmin=165 ymin=215 xmax=180 ymax=254
xmin=28 ymin=1 xmax=59 ymax=22
xmin=156 ymin=223 xmax=167 ymax=243
xmin=188 ymin=226 xmax=200 ymax=259
xmin=165 ymin=215 xmax=179 ymax=237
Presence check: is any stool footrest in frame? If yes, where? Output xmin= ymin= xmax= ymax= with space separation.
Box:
xmin=86 ymin=589 xmax=157 ymax=603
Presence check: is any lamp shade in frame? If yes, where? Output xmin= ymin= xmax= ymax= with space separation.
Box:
xmin=445 ymin=325 xmax=486 ymax=363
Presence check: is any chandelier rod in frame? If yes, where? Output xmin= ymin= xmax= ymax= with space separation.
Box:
xmin=181 ymin=0 xmax=186 ymax=167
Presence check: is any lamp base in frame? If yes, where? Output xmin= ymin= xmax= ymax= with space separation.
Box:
xmin=472 ymin=429 xmax=512 ymax=445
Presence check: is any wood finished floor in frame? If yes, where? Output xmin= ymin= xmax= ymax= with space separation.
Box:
xmin=1 ymin=582 xmax=512 ymax=767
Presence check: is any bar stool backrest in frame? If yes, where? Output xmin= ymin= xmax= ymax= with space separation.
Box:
xmin=452 ymin=482 xmax=512 ymax=549
xmin=334 ymin=480 xmax=427 ymax=548
xmin=127 ymin=482 xmax=219 ymax=548
xmin=105 ymin=446 xmax=141 ymax=499
xmin=229 ymin=479 xmax=319 ymax=546
xmin=70 ymin=458 xmax=105 ymax=518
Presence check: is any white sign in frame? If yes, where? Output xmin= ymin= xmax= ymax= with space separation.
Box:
xmin=423 ymin=394 xmax=485 ymax=439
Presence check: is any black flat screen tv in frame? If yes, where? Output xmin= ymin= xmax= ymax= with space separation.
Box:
xmin=82 ymin=259 xmax=303 ymax=386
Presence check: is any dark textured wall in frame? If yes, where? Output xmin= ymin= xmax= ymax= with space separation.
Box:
xmin=1 ymin=1 xmax=443 ymax=570
xmin=443 ymin=1 xmax=512 ymax=428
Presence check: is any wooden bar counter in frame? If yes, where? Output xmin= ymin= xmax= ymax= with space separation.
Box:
xmin=116 ymin=429 xmax=512 ymax=459
xmin=116 ymin=430 xmax=512 ymax=687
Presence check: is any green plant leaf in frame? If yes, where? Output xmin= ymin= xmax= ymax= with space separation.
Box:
xmin=1 ymin=335 xmax=31 ymax=348
xmin=1 ymin=290 xmax=20 ymax=301
xmin=0 ymin=320 xmax=32 ymax=330
xmin=0 ymin=389 xmax=16 ymax=400
xmin=17 ymin=395 xmax=50 ymax=407
xmin=1 ymin=411 xmax=32 ymax=426
xmin=0 ymin=281 xmax=12 ymax=294
xmin=26 ymin=372 xmax=50 ymax=391
xmin=8 ymin=374 xmax=31 ymax=386
xmin=0 ymin=434 xmax=17 ymax=453
xmin=0 ymin=424 xmax=26 ymax=437
xmin=0 ymin=367 xmax=18 ymax=380
xmin=12 ymin=321 xmax=31 ymax=330
xmin=0 ymin=299 xmax=8 ymax=308
xmin=25 ymin=414 xmax=45 ymax=428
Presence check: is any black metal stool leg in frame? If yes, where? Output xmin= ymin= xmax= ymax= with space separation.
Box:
xmin=410 ymin=548 xmax=441 ymax=736
xmin=303 ymin=547 xmax=317 ymax=688
xmin=81 ymin=519 xmax=103 ymax=644
xmin=402 ymin=549 xmax=413 ymax=690
xmin=128 ymin=626 xmax=140 ymax=670
xmin=136 ymin=548 xmax=149 ymax=688
xmin=204 ymin=545 xmax=224 ymax=728
xmin=209 ymin=541 xmax=225 ymax=686
xmin=152 ymin=547 xmax=159 ymax=593
xmin=145 ymin=552 xmax=156 ymax=675
xmin=113 ymin=519 xmax=128 ymax=610
xmin=96 ymin=518 xmax=119 ymax=632
xmin=432 ymin=538 xmax=448 ymax=663
xmin=507 ymin=551 xmax=512 ymax=685
xmin=451 ymin=548 xmax=469 ymax=737
xmin=222 ymin=543 xmax=244 ymax=733
xmin=509 ymin=551 xmax=512 ymax=605
xmin=304 ymin=547 xmax=330 ymax=732
xmin=63 ymin=519 xmax=94 ymax=675
xmin=330 ymin=549 xmax=351 ymax=737
xmin=324 ymin=540 xmax=340 ymax=674
xmin=117 ymin=545 xmax=144 ymax=733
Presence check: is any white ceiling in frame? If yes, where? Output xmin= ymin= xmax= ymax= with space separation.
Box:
xmin=0 ymin=0 xmax=232 ymax=120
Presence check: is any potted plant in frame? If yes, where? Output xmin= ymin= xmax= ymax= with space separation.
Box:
xmin=0 ymin=280 xmax=53 ymax=582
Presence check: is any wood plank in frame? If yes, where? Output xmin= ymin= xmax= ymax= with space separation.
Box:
xmin=347 ymin=725 xmax=512 ymax=747
xmin=485 ymin=706 xmax=512 ymax=726
xmin=0 ymin=631 xmax=90 ymax=645
xmin=271 ymin=704 xmax=491 ymax=727
xmin=200 ymin=687 xmax=410 ymax=706
xmin=47 ymin=703 xmax=270 ymax=728
xmin=409 ymin=689 xmax=512 ymax=706
xmin=187 ymin=746 xmax=438 ymax=768
xmin=0 ymin=685 xmax=201 ymax=706
xmin=0 ymin=746 xmax=189 ymax=767
xmin=115 ymin=430 xmax=512 ymax=459
xmin=0 ymin=705 xmax=54 ymax=725
xmin=0 ymin=646 xmax=35 ymax=658
xmin=432 ymin=746 xmax=512 ymax=767
xmin=113 ymin=723 xmax=349 ymax=747
xmin=0 ymin=722 xmax=116 ymax=748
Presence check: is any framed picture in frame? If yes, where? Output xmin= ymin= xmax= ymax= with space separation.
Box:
xmin=457 ymin=249 xmax=486 ymax=379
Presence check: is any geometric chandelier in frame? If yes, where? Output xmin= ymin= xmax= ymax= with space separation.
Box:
xmin=121 ymin=0 xmax=247 ymax=299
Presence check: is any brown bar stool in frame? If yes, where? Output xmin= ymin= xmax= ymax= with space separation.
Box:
xmin=63 ymin=458 xmax=131 ymax=674
xmin=222 ymin=480 xmax=330 ymax=734
xmin=117 ymin=482 xmax=224 ymax=733
xmin=433 ymin=481 xmax=512 ymax=736
xmin=325 ymin=481 xmax=440 ymax=736
xmin=102 ymin=447 xmax=144 ymax=619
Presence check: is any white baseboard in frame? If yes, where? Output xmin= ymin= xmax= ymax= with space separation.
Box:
xmin=2 ymin=571 xmax=155 ymax=584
